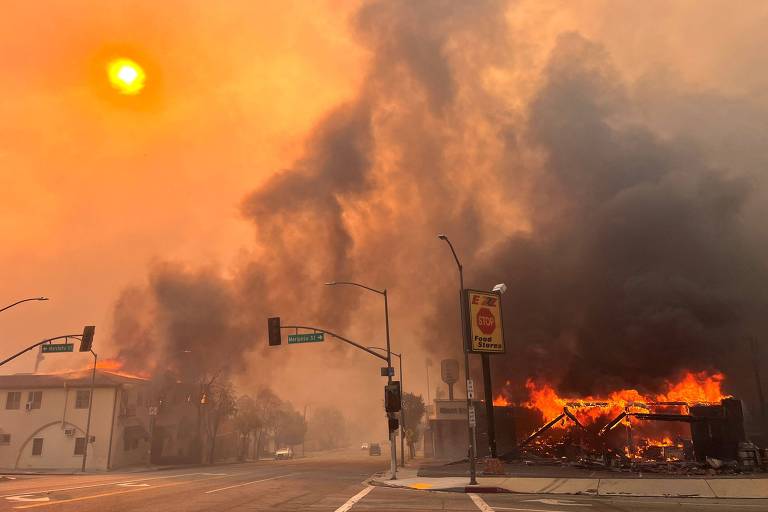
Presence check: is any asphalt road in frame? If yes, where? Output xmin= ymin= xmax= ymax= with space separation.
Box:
xmin=0 ymin=451 xmax=764 ymax=511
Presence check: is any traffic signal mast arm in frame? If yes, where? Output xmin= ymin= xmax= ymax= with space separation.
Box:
xmin=281 ymin=325 xmax=388 ymax=362
xmin=0 ymin=333 xmax=83 ymax=367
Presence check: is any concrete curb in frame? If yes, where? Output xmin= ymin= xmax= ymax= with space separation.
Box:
xmin=369 ymin=475 xmax=768 ymax=499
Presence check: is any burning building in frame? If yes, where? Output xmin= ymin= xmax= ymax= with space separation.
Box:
xmin=491 ymin=371 xmax=763 ymax=469
xmin=0 ymin=370 xmax=151 ymax=470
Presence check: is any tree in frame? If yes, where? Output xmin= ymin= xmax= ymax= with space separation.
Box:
xmin=274 ymin=404 xmax=307 ymax=448
xmin=307 ymin=406 xmax=348 ymax=450
xmin=203 ymin=380 xmax=237 ymax=463
xmin=401 ymin=392 xmax=425 ymax=458
xmin=253 ymin=387 xmax=282 ymax=459
xmin=233 ymin=395 xmax=261 ymax=460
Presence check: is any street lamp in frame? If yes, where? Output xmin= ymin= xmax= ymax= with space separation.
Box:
xmin=437 ymin=234 xmax=478 ymax=485
xmin=325 ymin=280 xmax=398 ymax=480
xmin=367 ymin=346 xmax=406 ymax=467
xmin=0 ymin=297 xmax=48 ymax=314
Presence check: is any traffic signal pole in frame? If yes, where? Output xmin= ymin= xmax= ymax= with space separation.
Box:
xmin=383 ymin=289 xmax=397 ymax=480
xmin=81 ymin=349 xmax=97 ymax=472
xmin=272 ymin=320 xmax=399 ymax=477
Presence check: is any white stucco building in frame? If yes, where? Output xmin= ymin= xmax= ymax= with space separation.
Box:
xmin=0 ymin=370 xmax=151 ymax=470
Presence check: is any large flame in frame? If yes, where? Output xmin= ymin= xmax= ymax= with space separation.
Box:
xmin=95 ymin=358 xmax=150 ymax=380
xmin=494 ymin=370 xmax=728 ymax=426
xmin=49 ymin=358 xmax=151 ymax=380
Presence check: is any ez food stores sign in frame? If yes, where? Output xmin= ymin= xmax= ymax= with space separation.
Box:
xmin=464 ymin=289 xmax=505 ymax=353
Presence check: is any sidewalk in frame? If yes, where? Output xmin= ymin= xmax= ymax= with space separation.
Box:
xmin=369 ymin=468 xmax=768 ymax=499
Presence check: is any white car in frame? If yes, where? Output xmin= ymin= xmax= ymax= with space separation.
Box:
xmin=361 ymin=443 xmax=369 ymax=450
xmin=275 ymin=447 xmax=293 ymax=460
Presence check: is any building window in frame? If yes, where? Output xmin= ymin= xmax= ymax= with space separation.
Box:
xmin=31 ymin=438 xmax=43 ymax=456
xmin=0 ymin=434 xmax=10 ymax=445
xmin=27 ymin=391 xmax=42 ymax=410
xmin=75 ymin=390 xmax=91 ymax=409
xmin=5 ymin=392 xmax=20 ymax=410
xmin=74 ymin=437 xmax=86 ymax=455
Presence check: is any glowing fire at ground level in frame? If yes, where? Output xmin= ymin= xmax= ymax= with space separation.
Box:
xmin=485 ymin=371 xmax=766 ymax=468
xmin=493 ymin=370 xmax=729 ymax=422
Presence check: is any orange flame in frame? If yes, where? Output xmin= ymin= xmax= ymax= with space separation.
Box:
xmin=95 ymin=358 xmax=150 ymax=380
xmin=494 ymin=371 xmax=728 ymax=427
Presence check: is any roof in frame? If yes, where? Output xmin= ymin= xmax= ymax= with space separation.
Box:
xmin=0 ymin=370 xmax=148 ymax=389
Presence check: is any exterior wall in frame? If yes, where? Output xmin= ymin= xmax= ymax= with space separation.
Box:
xmin=0 ymin=386 xmax=117 ymax=470
xmin=108 ymin=385 xmax=152 ymax=469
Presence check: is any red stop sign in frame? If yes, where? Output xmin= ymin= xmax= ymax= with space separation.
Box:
xmin=476 ymin=307 xmax=495 ymax=335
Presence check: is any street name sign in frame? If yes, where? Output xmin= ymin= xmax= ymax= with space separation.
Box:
xmin=41 ymin=344 xmax=74 ymax=354
xmin=287 ymin=333 xmax=325 ymax=344
xmin=464 ymin=289 xmax=505 ymax=353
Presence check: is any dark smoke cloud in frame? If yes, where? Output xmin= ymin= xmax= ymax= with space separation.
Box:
xmin=110 ymin=1 xmax=768 ymax=426
xmin=482 ymin=33 xmax=768 ymax=397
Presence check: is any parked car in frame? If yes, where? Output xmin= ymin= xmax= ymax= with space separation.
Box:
xmin=361 ymin=442 xmax=369 ymax=450
xmin=275 ymin=447 xmax=294 ymax=460
xmin=368 ymin=443 xmax=381 ymax=456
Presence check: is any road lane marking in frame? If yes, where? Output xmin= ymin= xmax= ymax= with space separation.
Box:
xmin=0 ymin=471 xmax=225 ymax=498
xmin=469 ymin=494 xmax=496 ymax=512
xmin=5 ymin=496 xmax=50 ymax=503
xmin=334 ymin=486 xmax=374 ymax=512
xmin=203 ymin=473 xmax=295 ymax=494
xmin=117 ymin=483 xmax=150 ymax=487
xmin=524 ymin=498 xmax=591 ymax=506
xmin=12 ymin=473 xmax=235 ymax=509
xmin=494 ymin=508 xmax=565 ymax=512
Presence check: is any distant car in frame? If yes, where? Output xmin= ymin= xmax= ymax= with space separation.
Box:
xmin=368 ymin=443 xmax=381 ymax=456
xmin=361 ymin=443 xmax=369 ymax=450
xmin=275 ymin=447 xmax=294 ymax=460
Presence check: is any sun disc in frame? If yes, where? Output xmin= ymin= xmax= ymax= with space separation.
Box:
xmin=107 ymin=58 xmax=146 ymax=95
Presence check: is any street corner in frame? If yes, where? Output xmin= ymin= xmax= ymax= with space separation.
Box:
xmin=368 ymin=475 xmax=472 ymax=492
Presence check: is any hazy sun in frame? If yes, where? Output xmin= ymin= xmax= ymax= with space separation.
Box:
xmin=107 ymin=58 xmax=146 ymax=95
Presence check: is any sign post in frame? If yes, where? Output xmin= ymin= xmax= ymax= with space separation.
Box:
xmin=440 ymin=359 xmax=459 ymax=399
xmin=464 ymin=289 xmax=506 ymax=459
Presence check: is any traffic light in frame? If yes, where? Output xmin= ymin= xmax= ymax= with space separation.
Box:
xmin=268 ymin=317 xmax=281 ymax=346
xmin=384 ymin=381 xmax=401 ymax=413
xmin=79 ymin=326 xmax=95 ymax=352
xmin=388 ymin=417 xmax=399 ymax=433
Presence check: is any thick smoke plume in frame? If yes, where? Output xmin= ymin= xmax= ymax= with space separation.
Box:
xmin=111 ymin=1 xmax=768 ymax=426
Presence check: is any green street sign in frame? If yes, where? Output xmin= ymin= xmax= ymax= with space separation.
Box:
xmin=287 ymin=333 xmax=324 ymax=344
xmin=41 ymin=343 xmax=74 ymax=353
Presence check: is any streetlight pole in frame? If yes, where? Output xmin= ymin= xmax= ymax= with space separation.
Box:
xmin=0 ymin=297 xmax=48 ymax=314
xmin=367 ymin=347 xmax=406 ymax=467
xmin=326 ymin=281 xmax=397 ymax=480
xmin=437 ymin=234 xmax=478 ymax=485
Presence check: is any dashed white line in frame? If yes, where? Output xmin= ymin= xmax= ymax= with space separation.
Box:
xmin=469 ymin=493 xmax=496 ymax=512
xmin=0 ymin=472 xmax=219 ymax=498
xmin=493 ymin=508 xmax=566 ymax=512
xmin=203 ymin=473 xmax=294 ymax=494
xmin=334 ymin=485 xmax=375 ymax=512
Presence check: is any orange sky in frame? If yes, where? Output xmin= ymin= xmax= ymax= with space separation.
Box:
xmin=2 ymin=1 xmax=767 ymax=428
xmin=0 ymin=0 xmax=364 ymax=372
